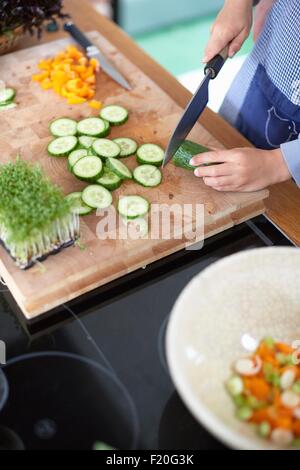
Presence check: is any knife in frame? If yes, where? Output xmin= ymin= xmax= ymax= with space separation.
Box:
xmin=163 ymin=46 xmax=228 ymax=167
xmin=64 ymin=22 xmax=132 ymax=91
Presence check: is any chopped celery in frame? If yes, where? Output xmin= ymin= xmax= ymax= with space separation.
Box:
xmin=258 ymin=421 xmax=271 ymax=438
xmin=226 ymin=376 xmax=244 ymax=397
xmin=292 ymin=381 xmax=300 ymax=394
xmin=276 ymin=353 xmax=294 ymax=366
xmin=246 ymin=395 xmax=266 ymax=410
xmin=263 ymin=363 xmax=280 ymax=387
xmin=232 ymin=394 xmax=246 ymax=408
xmin=263 ymin=336 xmax=275 ymax=348
xmin=236 ymin=406 xmax=253 ymax=421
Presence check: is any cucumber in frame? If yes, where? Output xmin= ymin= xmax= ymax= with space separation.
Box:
xmin=136 ymin=144 xmax=164 ymax=166
xmin=173 ymin=140 xmax=209 ymax=170
xmin=0 ymin=88 xmax=15 ymax=105
xmin=78 ymin=135 xmax=97 ymax=149
xmin=92 ymin=139 xmax=121 ymax=158
xmin=82 ymin=185 xmax=112 ymax=209
xmin=133 ymin=164 xmax=162 ymax=187
xmin=106 ymin=157 xmax=132 ymax=180
xmin=48 ymin=136 xmax=78 ymax=157
xmin=73 ymin=156 xmax=103 ymax=181
xmin=118 ymin=195 xmax=150 ymax=219
xmin=102 ymin=118 xmax=111 ymax=136
xmin=100 ymin=105 xmax=129 ymax=126
xmin=122 ymin=217 xmax=149 ymax=238
xmin=97 ymin=167 xmax=122 ymax=191
xmin=0 ymin=102 xmax=17 ymax=112
xmin=50 ymin=118 xmax=77 ymax=137
xmin=77 ymin=117 xmax=107 ymax=137
xmin=65 ymin=192 xmax=93 ymax=216
xmin=68 ymin=149 xmax=88 ymax=170
xmin=113 ymin=138 xmax=138 ymax=157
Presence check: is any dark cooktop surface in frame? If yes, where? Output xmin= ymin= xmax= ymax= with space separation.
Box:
xmin=0 ymin=216 xmax=291 ymax=450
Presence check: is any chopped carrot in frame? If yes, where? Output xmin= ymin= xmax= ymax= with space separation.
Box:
xmin=276 ymin=342 xmax=294 ymax=354
xmin=88 ymin=100 xmax=102 ymax=110
xmin=244 ymin=377 xmax=271 ymax=401
xmin=32 ymin=45 xmax=98 ymax=106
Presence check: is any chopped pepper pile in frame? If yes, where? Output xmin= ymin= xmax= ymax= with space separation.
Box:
xmin=32 ymin=45 xmax=102 ymax=108
xmin=226 ymin=337 xmax=300 ymax=447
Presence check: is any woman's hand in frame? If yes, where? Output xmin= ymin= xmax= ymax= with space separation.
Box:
xmin=203 ymin=0 xmax=253 ymax=62
xmin=190 ymin=147 xmax=291 ymax=192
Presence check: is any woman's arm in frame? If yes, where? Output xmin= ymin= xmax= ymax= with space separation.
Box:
xmin=281 ymin=137 xmax=300 ymax=187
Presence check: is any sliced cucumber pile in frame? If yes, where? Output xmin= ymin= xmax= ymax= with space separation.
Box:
xmin=50 ymin=118 xmax=77 ymax=137
xmin=82 ymin=185 xmax=113 ymax=209
xmin=48 ymin=136 xmax=78 ymax=157
xmin=92 ymin=139 xmax=121 ymax=158
xmin=106 ymin=157 xmax=132 ymax=180
xmin=65 ymin=192 xmax=93 ymax=215
xmin=97 ymin=167 xmax=122 ymax=191
xmin=133 ymin=164 xmax=162 ymax=187
xmin=0 ymin=85 xmax=17 ymax=112
xmin=77 ymin=117 xmax=108 ymax=137
xmin=68 ymin=149 xmax=88 ymax=170
xmin=45 ymin=106 xmax=169 ymax=221
xmin=113 ymin=138 xmax=137 ymax=157
xmin=73 ymin=156 xmax=103 ymax=181
xmin=137 ymin=144 xmax=164 ymax=166
xmin=173 ymin=140 xmax=209 ymax=170
xmin=100 ymin=105 xmax=129 ymax=126
xmin=118 ymin=195 xmax=150 ymax=219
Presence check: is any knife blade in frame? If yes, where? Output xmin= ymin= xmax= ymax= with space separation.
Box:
xmin=64 ymin=22 xmax=132 ymax=91
xmin=163 ymin=46 xmax=228 ymax=167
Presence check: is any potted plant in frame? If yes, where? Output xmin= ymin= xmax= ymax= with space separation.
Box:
xmin=0 ymin=0 xmax=68 ymax=55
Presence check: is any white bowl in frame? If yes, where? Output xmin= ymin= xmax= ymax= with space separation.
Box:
xmin=166 ymin=247 xmax=300 ymax=450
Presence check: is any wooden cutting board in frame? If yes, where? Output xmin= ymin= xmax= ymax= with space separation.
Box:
xmin=0 ymin=32 xmax=268 ymax=319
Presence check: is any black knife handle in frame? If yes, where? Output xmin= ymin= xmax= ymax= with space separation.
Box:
xmin=204 ymin=46 xmax=229 ymax=79
xmin=64 ymin=22 xmax=93 ymax=50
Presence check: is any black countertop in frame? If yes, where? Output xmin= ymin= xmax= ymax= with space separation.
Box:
xmin=0 ymin=216 xmax=292 ymax=450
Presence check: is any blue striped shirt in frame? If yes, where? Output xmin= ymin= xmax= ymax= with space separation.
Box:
xmin=220 ymin=0 xmax=300 ymax=186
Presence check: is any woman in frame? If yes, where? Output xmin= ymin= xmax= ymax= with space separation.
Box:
xmin=191 ymin=0 xmax=300 ymax=192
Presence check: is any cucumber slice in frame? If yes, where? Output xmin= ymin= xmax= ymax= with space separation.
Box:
xmin=73 ymin=156 xmax=103 ymax=181
xmin=118 ymin=195 xmax=150 ymax=219
xmin=48 ymin=136 xmax=78 ymax=157
xmin=92 ymin=139 xmax=121 ymax=158
xmin=122 ymin=217 xmax=149 ymax=238
xmin=133 ymin=164 xmax=162 ymax=187
xmin=78 ymin=135 xmax=97 ymax=149
xmin=137 ymin=144 xmax=164 ymax=166
xmin=113 ymin=138 xmax=138 ymax=157
xmin=65 ymin=192 xmax=93 ymax=216
xmin=0 ymin=88 xmax=15 ymax=105
xmin=106 ymin=157 xmax=132 ymax=180
xmin=50 ymin=118 xmax=77 ymax=137
xmin=173 ymin=140 xmax=209 ymax=170
xmin=0 ymin=102 xmax=17 ymax=112
xmin=68 ymin=149 xmax=88 ymax=171
xmin=100 ymin=105 xmax=129 ymax=126
xmin=97 ymin=167 xmax=122 ymax=191
xmin=77 ymin=117 xmax=107 ymax=137
xmin=102 ymin=118 xmax=111 ymax=136
xmin=82 ymin=185 xmax=112 ymax=209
